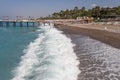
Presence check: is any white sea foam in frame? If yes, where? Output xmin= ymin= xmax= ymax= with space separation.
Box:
xmin=11 ymin=24 xmax=80 ymax=80
xmin=74 ymin=35 xmax=120 ymax=80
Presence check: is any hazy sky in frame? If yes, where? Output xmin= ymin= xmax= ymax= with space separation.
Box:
xmin=0 ymin=0 xmax=120 ymax=19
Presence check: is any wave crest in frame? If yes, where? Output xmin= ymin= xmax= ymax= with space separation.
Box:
xmin=11 ymin=26 xmax=80 ymax=80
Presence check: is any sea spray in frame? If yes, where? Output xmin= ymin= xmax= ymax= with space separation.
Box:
xmin=11 ymin=25 xmax=80 ymax=80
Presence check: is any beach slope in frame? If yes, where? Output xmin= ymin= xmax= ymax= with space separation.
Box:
xmin=55 ymin=23 xmax=120 ymax=49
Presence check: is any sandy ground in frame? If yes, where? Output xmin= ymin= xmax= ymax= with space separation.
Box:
xmin=59 ymin=23 xmax=120 ymax=33
xmin=55 ymin=23 xmax=120 ymax=49
xmin=55 ymin=23 xmax=120 ymax=80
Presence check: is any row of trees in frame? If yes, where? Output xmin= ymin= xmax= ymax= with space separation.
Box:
xmin=38 ymin=6 xmax=120 ymax=20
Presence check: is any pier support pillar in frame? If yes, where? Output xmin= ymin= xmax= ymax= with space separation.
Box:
xmin=20 ymin=22 xmax=22 ymax=27
xmin=6 ymin=22 xmax=9 ymax=27
xmin=33 ymin=22 xmax=35 ymax=27
xmin=13 ymin=22 xmax=16 ymax=27
xmin=27 ymin=22 xmax=28 ymax=27
xmin=0 ymin=22 xmax=2 ymax=27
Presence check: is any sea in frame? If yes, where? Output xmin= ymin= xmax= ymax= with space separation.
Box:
xmin=0 ymin=23 xmax=79 ymax=80
xmin=1 ymin=22 xmax=120 ymax=80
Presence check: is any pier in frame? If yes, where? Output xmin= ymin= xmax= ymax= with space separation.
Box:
xmin=0 ymin=20 xmax=38 ymax=27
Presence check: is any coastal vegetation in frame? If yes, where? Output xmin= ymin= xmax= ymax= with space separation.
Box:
xmin=38 ymin=6 xmax=120 ymax=20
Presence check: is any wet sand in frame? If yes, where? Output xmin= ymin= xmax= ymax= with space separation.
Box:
xmin=55 ymin=23 xmax=120 ymax=49
xmin=55 ymin=23 xmax=120 ymax=80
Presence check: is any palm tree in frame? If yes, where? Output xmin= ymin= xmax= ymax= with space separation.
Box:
xmin=95 ymin=6 xmax=101 ymax=19
xmin=81 ymin=7 xmax=86 ymax=16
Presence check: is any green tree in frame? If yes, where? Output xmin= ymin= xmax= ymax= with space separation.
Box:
xmin=116 ymin=6 xmax=120 ymax=15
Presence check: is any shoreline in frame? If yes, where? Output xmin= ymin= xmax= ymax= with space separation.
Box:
xmin=55 ymin=23 xmax=120 ymax=49
xmin=55 ymin=23 xmax=120 ymax=80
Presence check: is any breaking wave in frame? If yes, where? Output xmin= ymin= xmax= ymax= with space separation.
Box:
xmin=11 ymin=25 xmax=80 ymax=80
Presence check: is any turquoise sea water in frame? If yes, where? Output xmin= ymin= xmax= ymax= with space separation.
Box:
xmin=0 ymin=24 xmax=79 ymax=80
xmin=1 ymin=23 xmax=120 ymax=80
xmin=0 ymin=26 xmax=38 ymax=80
